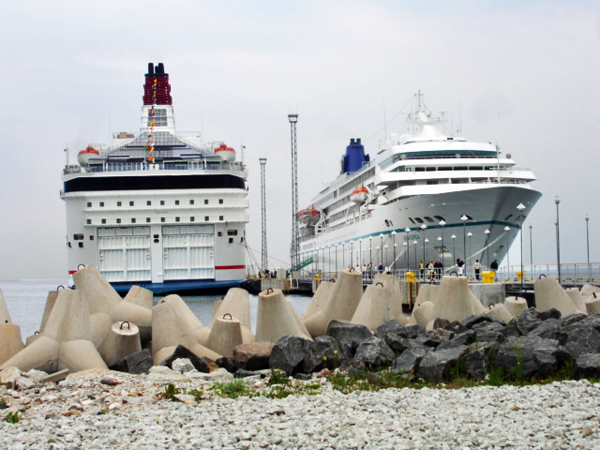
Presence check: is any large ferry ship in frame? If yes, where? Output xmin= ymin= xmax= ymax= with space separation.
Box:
xmin=61 ymin=63 xmax=248 ymax=294
xmin=296 ymin=93 xmax=542 ymax=274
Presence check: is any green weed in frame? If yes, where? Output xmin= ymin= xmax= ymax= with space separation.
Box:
xmin=6 ymin=411 xmax=19 ymax=424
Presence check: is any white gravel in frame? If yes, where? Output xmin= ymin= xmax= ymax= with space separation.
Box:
xmin=1 ymin=369 xmax=600 ymax=449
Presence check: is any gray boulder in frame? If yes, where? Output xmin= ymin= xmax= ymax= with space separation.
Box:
xmin=269 ymin=335 xmax=311 ymax=375
xmin=415 ymin=328 xmax=454 ymax=348
xmin=437 ymin=330 xmax=476 ymax=351
xmin=512 ymin=308 xmax=543 ymax=335
xmin=417 ymin=345 xmax=469 ymax=382
xmin=528 ymin=319 xmax=567 ymax=345
xmin=495 ymin=337 xmax=569 ymax=380
xmin=303 ymin=335 xmax=344 ymax=373
xmin=374 ymin=320 xmax=405 ymax=337
xmin=354 ymin=336 xmax=396 ymax=369
xmin=392 ymin=347 xmax=429 ymax=374
xmin=110 ymin=349 xmax=153 ymax=375
xmin=326 ymin=321 xmax=372 ymax=358
xmin=159 ymin=345 xmax=210 ymax=373
xmin=445 ymin=321 xmax=469 ymax=334
xmin=565 ymin=327 xmax=600 ymax=358
xmin=574 ymin=353 xmax=600 ymax=379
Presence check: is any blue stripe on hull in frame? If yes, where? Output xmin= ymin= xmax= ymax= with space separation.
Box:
xmin=110 ymin=279 xmax=245 ymax=295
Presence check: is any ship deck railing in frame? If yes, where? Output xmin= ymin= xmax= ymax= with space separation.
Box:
xmin=64 ymin=160 xmax=245 ymax=175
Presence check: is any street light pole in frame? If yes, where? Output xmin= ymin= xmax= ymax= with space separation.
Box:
xmin=529 ymin=223 xmax=533 ymax=279
xmin=517 ymin=203 xmax=526 ymax=288
xmin=421 ymin=224 xmax=427 ymax=264
xmin=405 ymin=228 xmax=411 ymax=270
xmin=451 ymin=234 xmax=457 ymax=266
xmin=467 ymin=231 xmax=473 ymax=278
xmin=484 ymin=229 xmax=490 ymax=267
xmin=439 ymin=220 xmax=446 ymax=264
xmin=461 ymin=215 xmax=468 ymax=265
xmin=392 ymin=231 xmax=397 ymax=270
xmin=504 ymin=226 xmax=511 ymax=277
xmin=555 ymin=196 xmax=561 ymax=283
xmin=586 ymin=214 xmax=590 ymax=282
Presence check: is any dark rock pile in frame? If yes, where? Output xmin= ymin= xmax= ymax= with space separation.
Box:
xmin=264 ymin=308 xmax=600 ymax=382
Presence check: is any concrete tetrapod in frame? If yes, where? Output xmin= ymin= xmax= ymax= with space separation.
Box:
xmin=428 ymin=276 xmax=485 ymax=325
xmin=99 ymin=321 xmax=142 ymax=367
xmin=256 ymin=288 xmax=311 ymax=343
xmin=73 ymin=266 xmax=152 ymax=345
xmin=303 ymin=268 xmax=363 ymax=337
xmin=413 ymin=301 xmax=434 ymax=327
xmin=124 ymin=286 xmax=153 ymax=310
xmin=301 ymin=281 xmax=335 ymax=320
xmin=504 ymin=296 xmax=528 ymax=318
xmin=39 ymin=290 xmax=60 ymax=333
xmin=581 ymin=284 xmax=600 ymax=299
xmin=414 ymin=284 xmax=439 ymax=309
xmin=151 ymin=294 xmax=221 ymax=364
xmin=0 ymin=290 xmax=25 ymax=366
xmin=206 ymin=315 xmax=244 ymax=357
xmin=483 ymin=303 xmax=513 ymax=323
xmin=198 ymin=288 xmax=254 ymax=346
xmin=534 ymin=277 xmax=579 ymax=317
xmin=372 ymin=273 xmax=406 ymax=324
xmin=565 ymin=288 xmax=586 ymax=313
xmin=585 ymin=292 xmax=600 ymax=315
xmin=351 ymin=282 xmax=395 ymax=331
xmin=0 ymin=289 xmax=107 ymax=373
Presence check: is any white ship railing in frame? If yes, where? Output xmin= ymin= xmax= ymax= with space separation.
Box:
xmin=71 ymin=160 xmax=245 ymax=174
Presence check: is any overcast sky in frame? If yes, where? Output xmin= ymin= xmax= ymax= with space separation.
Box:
xmin=1 ymin=0 xmax=599 ymax=280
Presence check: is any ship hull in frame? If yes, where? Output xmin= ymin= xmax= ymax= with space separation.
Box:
xmin=298 ymin=184 xmax=542 ymax=273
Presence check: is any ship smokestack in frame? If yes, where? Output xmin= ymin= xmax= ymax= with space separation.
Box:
xmin=143 ymin=62 xmax=172 ymax=105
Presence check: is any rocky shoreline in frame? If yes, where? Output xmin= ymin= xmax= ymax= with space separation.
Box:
xmin=1 ymin=367 xmax=599 ymax=449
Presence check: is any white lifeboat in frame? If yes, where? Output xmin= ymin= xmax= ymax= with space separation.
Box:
xmin=77 ymin=145 xmax=100 ymax=169
xmin=214 ymin=143 xmax=236 ymax=162
xmin=350 ymin=185 xmax=369 ymax=204
xmin=298 ymin=207 xmax=320 ymax=224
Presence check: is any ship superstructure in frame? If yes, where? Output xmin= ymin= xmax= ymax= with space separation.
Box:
xmin=296 ymin=93 xmax=542 ymax=273
xmin=61 ymin=63 xmax=248 ymax=293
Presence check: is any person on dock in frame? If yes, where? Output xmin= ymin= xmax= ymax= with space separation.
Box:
xmin=474 ymin=260 xmax=481 ymax=280
xmin=457 ymin=259 xmax=464 ymax=276
xmin=434 ymin=258 xmax=443 ymax=279
xmin=419 ymin=260 xmax=425 ymax=279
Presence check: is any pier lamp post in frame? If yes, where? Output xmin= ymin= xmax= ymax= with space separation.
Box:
xmin=380 ymin=234 xmax=384 ymax=266
xmin=413 ymin=240 xmax=418 ymax=271
xmin=328 ymin=245 xmax=331 ymax=275
xmin=504 ymin=226 xmax=511 ymax=276
xmin=384 ymin=245 xmax=388 ymax=267
xmin=350 ymin=241 xmax=354 ymax=269
xmin=437 ymin=236 xmax=442 ymax=258
xmin=424 ymin=239 xmax=429 ymax=265
xmin=335 ymin=244 xmax=338 ymax=274
xmin=451 ymin=234 xmax=457 ymax=264
xmin=369 ymin=236 xmax=373 ymax=265
xmin=517 ymin=203 xmax=526 ymax=288
xmin=404 ymin=241 xmax=409 ymax=271
xmin=586 ymin=214 xmax=591 ymax=282
xmin=359 ymin=239 xmax=362 ymax=270
xmin=484 ymin=229 xmax=490 ymax=267
xmin=342 ymin=242 xmax=345 ymax=268
xmin=529 ymin=223 xmax=533 ymax=279
xmin=467 ymin=232 xmax=473 ymax=276
xmin=392 ymin=231 xmax=397 ymax=270
xmin=461 ymin=215 xmax=468 ymax=265
xmin=376 ymin=247 xmax=380 ymax=267
xmin=405 ymin=227 xmax=411 ymax=269
xmin=421 ymin=224 xmax=427 ymax=262
xmin=555 ymin=196 xmax=562 ymax=283
xmin=439 ymin=220 xmax=446 ymax=263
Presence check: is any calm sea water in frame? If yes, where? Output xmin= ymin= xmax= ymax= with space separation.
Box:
xmin=0 ymin=279 xmax=312 ymax=341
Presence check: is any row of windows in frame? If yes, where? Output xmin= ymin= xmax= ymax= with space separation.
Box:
xmin=86 ymin=216 xmax=225 ymax=225
xmin=87 ymin=199 xmax=225 ymax=207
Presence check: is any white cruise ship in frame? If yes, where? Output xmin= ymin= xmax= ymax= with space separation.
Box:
xmin=296 ymin=93 xmax=542 ymax=274
xmin=61 ymin=63 xmax=249 ymax=294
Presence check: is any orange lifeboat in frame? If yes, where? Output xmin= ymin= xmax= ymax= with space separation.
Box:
xmin=298 ymin=207 xmax=320 ymax=224
xmin=214 ymin=143 xmax=236 ymax=162
xmin=77 ymin=145 xmax=100 ymax=169
xmin=350 ymin=185 xmax=369 ymax=204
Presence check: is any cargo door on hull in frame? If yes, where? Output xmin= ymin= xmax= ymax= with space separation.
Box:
xmin=97 ymin=227 xmax=151 ymax=282
xmin=162 ymin=225 xmax=215 ymax=280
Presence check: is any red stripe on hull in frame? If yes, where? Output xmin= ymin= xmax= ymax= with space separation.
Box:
xmin=68 ymin=270 xmax=77 ymax=275
xmin=215 ymin=265 xmax=245 ymax=270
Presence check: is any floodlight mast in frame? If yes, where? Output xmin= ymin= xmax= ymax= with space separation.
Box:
xmin=288 ymin=114 xmax=299 ymax=270
xmin=259 ymin=158 xmax=268 ymax=270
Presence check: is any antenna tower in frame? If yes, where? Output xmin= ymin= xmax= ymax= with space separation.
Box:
xmin=288 ymin=114 xmax=299 ymax=269
xmin=259 ymin=157 xmax=268 ymax=270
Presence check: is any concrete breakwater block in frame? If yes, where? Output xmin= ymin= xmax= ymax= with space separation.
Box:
xmin=1 ymin=289 xmax=107 ymax=373
xmin=504 ymin=296 xmax=528 ymax=318
xmin=585 ymin=292 xmax=600 ymax=315
xmin=0 ymin=324 xmax=25 ymax=366
xmin=413 ymin=301 xmax=434 ymax=327
xmin=414 ymin=284 xmax=439 ymax=308
xmin=206 ymin=316 xmax=244 ymax=357
xmin=73 ymin=266 xmax=152 ymax=345
xmin=124 ymin=286 xmax=153 ymax=310
xmin=581 ymin=284 xmax=600 ymax=299
xmin=256 ymin=288 xmax=310 ymax=343
xmin=372 ymin=274 xmax=404 ymax=323
xmin=99 ymin=321 xmax=142 ymax=367
xmin=428 ymin=276 xmax=485 ymax=324
xmin=0 ymin=289 xmax=12 ymax=323
xmin=198 ymin=288 xmax=254 ymax=346
xmin=304 ymin=268 xmax=363 ymax=337
xmin=351 ymin=282 xmax=395 ymax=331
xmin=301 ymin=281 xmax=335 ymax=320
xmin=534 ymin=277 xmax=579 ymax=317
xmin=152 ymin=295 xmax=221 ymax=364
xmin=565 ymin=288 xmax=586 ymax=313
xmin=39 ymin=290 xmax=60 ymax=333
xmin=483 ymin=303 xmax=513 ymax=323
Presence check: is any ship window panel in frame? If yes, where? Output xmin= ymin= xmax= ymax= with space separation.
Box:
xmin=427 ymin=180 xmax=438 ymax=185
xmin=117 ymin=201 xmax=122 ymax=207
xmin=425 ymin=167 xmax=436 ymax=172
xmin=175 ymin=200 xmax=180 ymax=205
xmin=102 ymin=219 xmax=107 ymax=224
xmin=218 ymin=232 xmax=223 ymax=237
xmin=219 ymin=199 xmax=223 ymax=204
xmin=89 ymin=235 xmax=94 ymax=240
xmin=161 ymin=218 xmax=166 ymax=223
xmin=219 ymin=216 xmax=224 ymax=221
xmin=86 ymin=202 xmax=92 ymax=207
xmin=116 ymin=219 xmax=121 ymax=224
xmin=205 ymin=216 xmax=209 ymax=221
xmin=190 ymin=217 xmax=195 ymax=222
xmin=86 ymin=219 xmax=92 ymax=224
xmin=204 ymin=199 xmax=209 ymax=205
xmin=100 ymin=202 xmax=104 ymax=207
xmin=227 ymin=230 xmax=238 ymax=236
xmin=424 ymin=217 xmax=434 ymax=223
xmin=147 ymin=201 xmax=151 ymax=206
xmin=73 ymin=234 xmax=84 ymax=240
xmin=176 ymin=217 xmax=180 ymax=222
xmin=129 ymin=201 xmax=134 ymax=206
xmin=415 ymin=217 xmax=424 ymax=224
xmin=146 ymin=218 xmax=151 ymax=223
xmin=189 ymin=200 xmax=194 ymax=205
xmin=409 ymin=218 xmax=415 ymax=225
xmin=131 ymin=218 xmax=136 ymax=223
xmin=504 ymin=214 xmax=513 ymax=221
xmin=160 ymin=200 xmax=165 ymax=206
xmin=434 ymin=216 xmax=446 ymax=221
xmin=78 ymin=242 xmax=84 ymax=248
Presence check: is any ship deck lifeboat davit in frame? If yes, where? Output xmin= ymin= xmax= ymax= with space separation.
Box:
xmin=77 ymin=145 xmax=100 ymax=169
xmin=214 ymin=143 xmax=236 ymax=162
xmin=350 ymin=185 xmax=369 ymax=203
xmin=298 ymin=206 xmax=320 ymax=224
